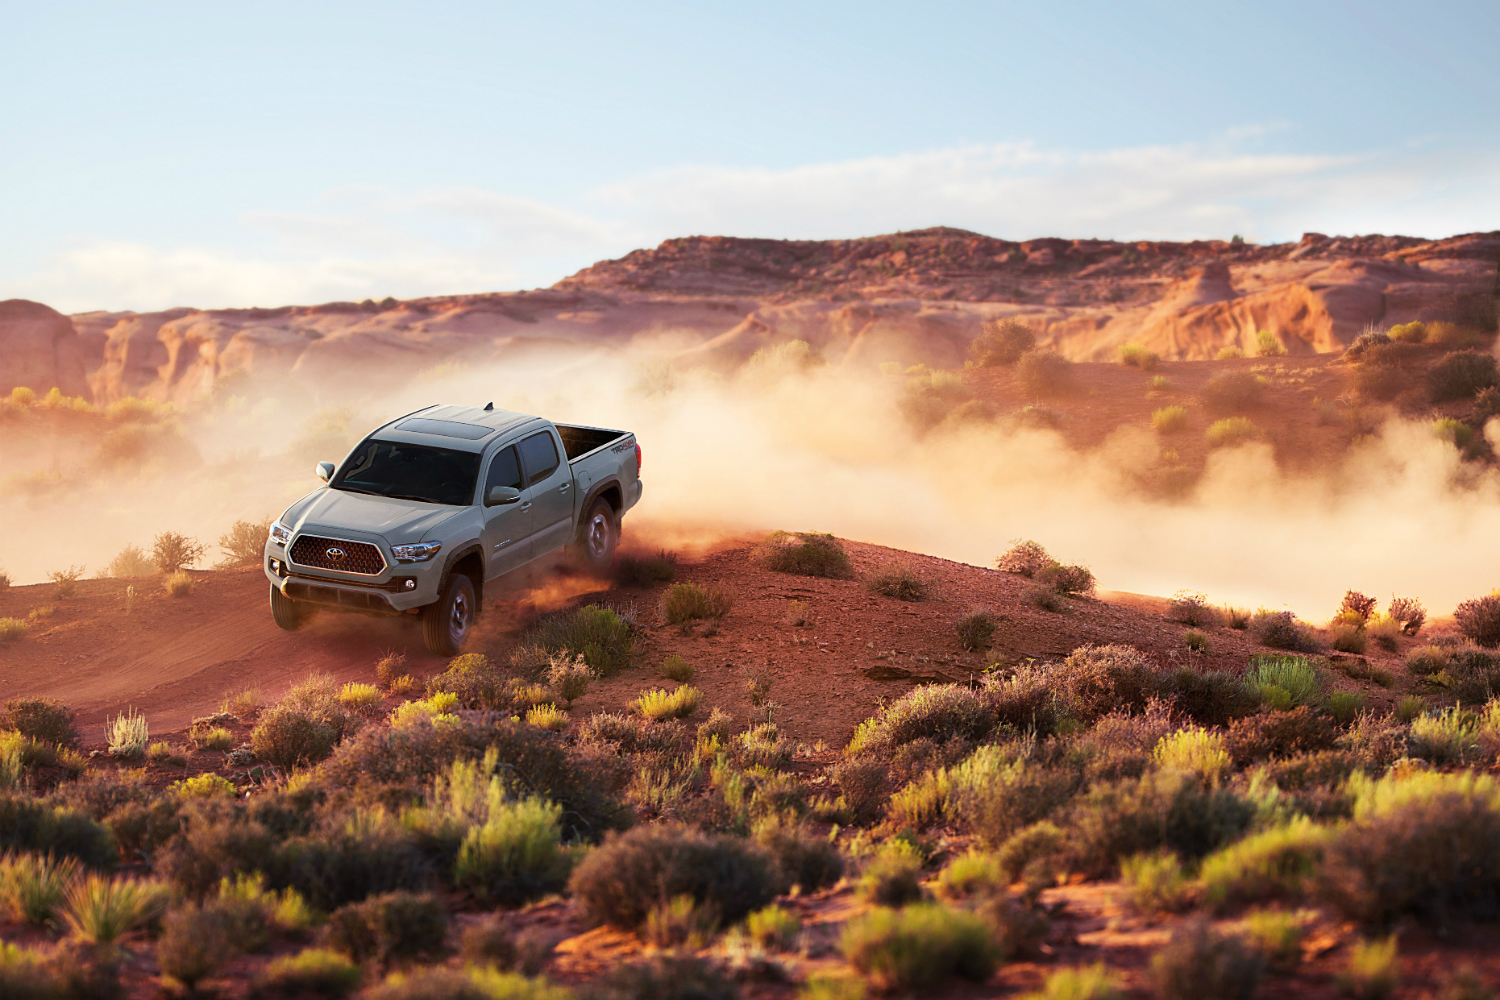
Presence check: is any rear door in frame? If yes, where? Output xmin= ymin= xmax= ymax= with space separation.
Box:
xmin=518 ymin=428 xmax=574 ymax=557
xmin=480 ymin=444 xmax=532 ymax=578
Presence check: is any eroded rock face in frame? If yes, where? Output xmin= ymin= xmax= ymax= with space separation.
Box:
xmin=6 ymin=229 xmax=1496 ymax=404
xmin=0 ymin=299 xmax=93 ymax=401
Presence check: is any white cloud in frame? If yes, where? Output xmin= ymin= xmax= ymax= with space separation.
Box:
xmin=6 ymin=134 xmax=1497 ymax=312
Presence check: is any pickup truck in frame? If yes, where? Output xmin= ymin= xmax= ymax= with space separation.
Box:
xmin=262 ymin=403 xmax=642 ymax=655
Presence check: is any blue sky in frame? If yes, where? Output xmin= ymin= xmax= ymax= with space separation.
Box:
xmin=3 ymin=0 xmax=1497 ymax=311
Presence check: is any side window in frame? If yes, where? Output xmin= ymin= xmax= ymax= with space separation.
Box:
xmin=518 ymin=431 xmax=560 ymax=487
xmin=484 ymin=445 xmax=523 ymax=494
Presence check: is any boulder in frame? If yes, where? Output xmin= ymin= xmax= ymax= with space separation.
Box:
xmin=0 ymin=299 xmax=92 ymax=401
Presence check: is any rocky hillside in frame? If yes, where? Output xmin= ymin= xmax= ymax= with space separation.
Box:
xmin=2 ymin=227 xmax=1496 ymax=405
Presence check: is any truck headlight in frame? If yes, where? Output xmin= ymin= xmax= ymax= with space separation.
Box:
xmin=269 ymin=521 xmax=292 ymax=546
xmin=391 ymin=541 xmax=442 ymax=563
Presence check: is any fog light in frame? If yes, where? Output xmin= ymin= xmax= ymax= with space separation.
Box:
xmin=404 ymin=579 xmax=416 ymax=590
xmin=269 ymin=559 xmax=282 ymax=573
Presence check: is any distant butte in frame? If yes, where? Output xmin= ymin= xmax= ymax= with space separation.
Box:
xmin=2 ymin=228 xmax=1497 ymax=404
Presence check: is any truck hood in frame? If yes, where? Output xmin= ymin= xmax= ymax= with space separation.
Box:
xmin=280 ymin=488 xmax=463 ymax=544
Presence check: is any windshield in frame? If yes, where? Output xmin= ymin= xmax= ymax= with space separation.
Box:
xmin=331 ymin=438 xmax=481 ymax=506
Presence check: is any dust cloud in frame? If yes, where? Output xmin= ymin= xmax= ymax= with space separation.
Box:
xmin=3 ymin=340 xmax=1499 ymax=624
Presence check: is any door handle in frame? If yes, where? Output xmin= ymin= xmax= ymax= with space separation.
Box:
xmin=559 ymin=483 xmax=570 ymax=493
xmin=521 ymin=501 xmax=532 ymax=510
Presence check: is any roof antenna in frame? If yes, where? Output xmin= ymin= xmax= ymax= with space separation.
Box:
xmin=484 ymin=402 xmax=494 ymax=411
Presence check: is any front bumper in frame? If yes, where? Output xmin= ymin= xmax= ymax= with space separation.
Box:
xmin=263 ymin=538 xmax=441 ymax=613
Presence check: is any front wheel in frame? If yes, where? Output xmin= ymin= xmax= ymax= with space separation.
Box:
xmin=269 ymin=584 xmax=318 ymax=631
xmin=422 ymin=573 xmax=475 ymax=656
xmin=567 ymin=497 xmax=618 ymax=574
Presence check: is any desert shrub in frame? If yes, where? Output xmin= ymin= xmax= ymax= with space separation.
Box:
xmin=324 ymin=891 xmax=448 ymax=967
xmin=1053 ymin=644 xmax=1160 ymax=722
xmin=633 ymin=686 xmax=701 ymax=721
xmin=955 ymin=609 xmax=997 ymax=651
xmin=1025 ymin=584 xmax=1065 ymax=612
xmin=1199 ymin=817 xmax=1332 ymax=911
xmin=830 ymin=760 xmax=889 ymax=825
xmin=1036 ymin=561 xmax=1095 ymax=596
xmin=1119 ymin=343 xmax=1159 ymax=370
xmin=841 ymin=903 xmax=999 ymax=992
xmin=1339 ymin=935 xmax=1400 ymax=1000
xmin=1161 ymin=668 xmax=1260 ymax=727
xmin=62 ymin=874 xmax=169 ymax=944
xmin=1242 ymin=908 xmax=1313 ymax=971
xmin=570 ymin=825 xmax=774 ymax=930
xmin=852 ymin=840 xmax=925 ymax=906
xmin=1153 ymin=727 xmax=1230 ymax=784
xmin=1429 ymin=350 xmax=1499 ymax=402
xmin=1328 ymin=691 xmax=1367 ymax=726
xmin=657 ymin=655 xmax=694 ymax=684
xmin=152 ymin=531 xmax=206 ymax=573
xmin=103 ymin=543 xmax=154 ymax=578
xmin=427 ymin=653 xmax=508 ymax=709
xmin=1152 ymin=406 xmax=1189 ymax=434
xmin=526 ymin=704 xmax=568 ymax=732
xmin=934 ymin=850 xmax=1005 ymax=902
xmin=600 ymin=955 xmax=733 ymax=1000
xmin=46 ymin=566 xmax=85 ymax=599
xmin=104 ymin=708 xmax=148 ymax=759
xmin=0 ymin=852 xmax=80 ymax=926
xmin=1201 ymin=371 xmax=1264 ymax=413
xmin=660 ymin=583 xmax=732 ymax=626
xmin=157 ymin=903 xmax=234 ymax=989
xmin=163 ymin=570 xmax=194 ymax=597
xmin=744 ymin=903 xmax=801 ymax=951
xmin=221 ymin=685 xmax=263 ymax=722
xmin=1217 ymin=345 xmax=1244 ymax=359
xmin=1063 ymin=771 xmax=1255 ymax=878
xmin=948 ymin=749 xmax=1079 ymax=847
xmin=866 ymin=564 xmax=929 ymax=602
xmin=734 ymin=723 xmax=790 ymax=770
xmin=752 ymin=815 xmax=843 ymax=892
xmin=546 ymin=655 xmax=592 ymax=708
xmin=1353 ymin=362 xmax=1407 ymax=401
xmin=1387 ymin=596 xmax=1426 ymax=635
xmin=1184 ymin=630 xmax=1208 ymax=653
xmin=1222 ymin=605 xmax=1250 ymax=630
xmin=1224 ymin=707 xmax=1338 ymax=764
xmin=643 ymin=893 xmax=719 ymax=949
xmin=1406 ymin=644 xmax=1448 ymax=676
xmin=1338 ymin=591 xmax=1377 ymax=622
xmin=1254 ymin=330 xmax=1285 ymax=356
xmin=847 ymin=684 xmax=995 ymax=759
xmin=899 ymin=371 xmax=973 ymax=430
xmin=1016 ymin=350 xmax=1075 ymax=397
xmin=996 ymin=539 xmax=1050 ymax=577
xmin=375 ymin=653 xmax=407 ymax=689
xmin=338 ymin=682 xmax=384 ymax=717
xmin=1150 ymin=919 xmax=1264 ymax=1000
xmin=1243 ymin=655 xmax=1323 ymax=710
xmin=1168 ymin=590 xmax=1218 ymax=627
xmin=754 ymin=531 xmax=853 ymax=579
xmin=218 ymin=518 xmax=271 ymax=567
xmin=173 ymin=774 xmax=236 ymax=800
xmin=1120 ymin=850 xmax=1194 ymax=914
xmin=1206 ymin=416 xmax=1259 ymax=447
xmin=1 ymin=698 xmax=79 ymax=748
xmin=1409 ymin=706 xmax=1481 ymax=765
xmin=520 ymin=605 xmax=637 ymax=676
xmin=0 ymin=619 xmax=27 ymax=644
xmin=615 ymin=549 xmax=678 ymax=587
xmin=1329 ymin=622 xmax=1367 ymax=654
xmin=453 ymin=794 xmax=572 ymax=906
xmin=1455 ymin=594 xmax=1500 ymax=647
xmin=1025 ymin=965 xmax=1122 ymax=1000
xmin=970 ymin=318 xmax=1035 ymax=366
xmin=254 ymin=948 xmax=362 ymax=998
xmin=252 ymin=705 xmax=339 ymax=770
xmin=1364 ymin=615 xmax=1402 ymax=653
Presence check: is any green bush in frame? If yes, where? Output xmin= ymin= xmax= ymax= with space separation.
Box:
xmin=520 ymin=605 xmax=637 ymax=676
xmin=1153 ymin=727 xmax=1230 ymax=784
xmin=1409 ymin=706 xmax=1480 ymax=766
xmin=1242 ymin=908 xmax=1313 ymax=971
xmin=1339 ymin=935 xmax=1400 ymax=1000
xmin=252 ymin=705 xmax=340 ymax=771
xmin=454 ymin=795 xmax=573 ymax=906
xmin=752 ymin=815 xmax=844 ymax=893
xmin=1120 ymin=343 xmax=1159 ymax=370
xmin=996 ymin=539 xmax=1051 ymax=576
xmin=661 ymin=583 xmax=732 ymax=627
xmin=632 ymin=686 xmax=701 ymax=721
xmin=1036 ymin=562 xmax=1095 ymax=596
xmin=947 ymin=748 xmax=1078 ymax=847
xmin=1158 ymin=668 xmax=1259 ymax=727
xmin=599 ymin=955 xmax=731 ymax=1000
xmin=1023 ymin=964 xmax=1122 ymax=1000
xmin=1120 ymin=850 xmax=1194 ymax=914
xmin=1063 ymin=771 xmax=1254 ymax=878
xmin=61 ymin=873 xmax=169 ymax=944
xmin=157 ymin=903 xmax=234 ymax=989
xmin=970 ymin=318 xmax=1035 ymax=366
xmin=934 ymin=850 xmax=1005 ymax=902
xmin=0 ymin=619 xmax=27 ymax=644
xmin=254 ymin=948 xmax=362 ymax=998
xmin=955 ymin=608 xmax=997 ymax=650
xmin=1206 ymin=416 xmax=1259 ymax=447
xmin=323 ymin=890 xmax=448 ymax=967
xmin=1150 ymin=919 xmax=1264 ymax=1000
xmin=0 ymin=796 xmax=116 ymax=868
xmin=1429 ymin=350 xmax=1499 ymax=402
xmin=754 ymin=531 xmax=853 ymax=579
xmin=841 ymin=903 xmax=1000 ymax=992
xmin=856 ymin=842 xmax=925 ymax=906
xmin=0 ymin=698 xmax=79 ymax=748
xmin=1201 ymin=371 xmax=1264 ymax=413
xmin=427 ymin=653 xmax=509 ymax=709
xmin=1198 ymin=817 xmax=1332 ymax=911
xmin=568 ymin=825 xmax=775 ymax=930
xmin=1243 ymin=655 xmax=1323 ymax=709
xmin=745 ymin=903 xmax=801 ymax=951
xmin=0 ymin=852 xmax=80 ymax=926
xmin=846 ymin=684 xmax=996 ymax=759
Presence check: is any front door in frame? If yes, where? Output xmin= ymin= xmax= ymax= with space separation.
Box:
xmin=519 ymin=430 xmax=574 ymax=557
xmin=480 ymin=444 xmax=532 ymax=579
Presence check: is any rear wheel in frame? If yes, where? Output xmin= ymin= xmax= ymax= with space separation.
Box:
xmin=268 ymin=584 xmax=318 ymax=631
xmin=422 ymin=573 xmax=475 ymax=656
xmin=568 ymin=497 xmax=618 ymax=574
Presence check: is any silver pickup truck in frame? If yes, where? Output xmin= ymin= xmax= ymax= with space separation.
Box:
xmin=262 ymin=403 xmax=642 ymax=655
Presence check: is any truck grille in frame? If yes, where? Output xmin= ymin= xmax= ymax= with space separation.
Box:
xmin=289 ymin=534 xmax=386 ymax=575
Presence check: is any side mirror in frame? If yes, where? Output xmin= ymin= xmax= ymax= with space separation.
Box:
xmin=316 ymin=461 xmax=335 ymax=483
xmin=486 ymin=486 xmax=521 ymax=507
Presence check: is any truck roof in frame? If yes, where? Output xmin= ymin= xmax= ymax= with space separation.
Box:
xmin=370 ymin=404 xmax=543 ymax=452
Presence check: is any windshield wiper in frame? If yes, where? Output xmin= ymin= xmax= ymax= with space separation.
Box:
xmin=384 ymin=492 xmax=443 ymax=504
xmin=334 ymin=486 xmax=382 ymax=497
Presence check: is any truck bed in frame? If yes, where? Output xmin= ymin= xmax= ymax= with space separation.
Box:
xmin=557 ymin=423 xmax=628 ymax=462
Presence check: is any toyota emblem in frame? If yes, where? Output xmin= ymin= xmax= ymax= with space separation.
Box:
xmin=326 ymin=547 xmax=347 ymax=562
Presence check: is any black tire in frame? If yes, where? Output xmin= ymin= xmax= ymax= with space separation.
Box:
xmin=268 ymin=584 xmax=318 ymax=631
xmin=568 ymin=497 xmax=618 ymax=574
xmin=422 ymin=573 xmax=475 ymax=656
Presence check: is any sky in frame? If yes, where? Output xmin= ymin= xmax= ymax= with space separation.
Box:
xmin=2 ymin=0 xmax=1497 ymax=312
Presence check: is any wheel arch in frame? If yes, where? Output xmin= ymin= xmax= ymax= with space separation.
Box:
xmin=440 ymin=544 xmax=486 ymax=607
